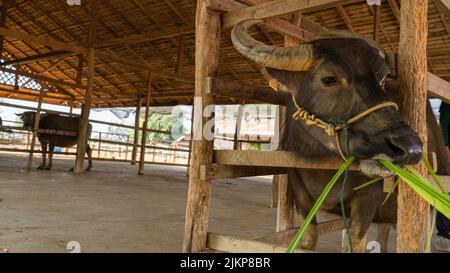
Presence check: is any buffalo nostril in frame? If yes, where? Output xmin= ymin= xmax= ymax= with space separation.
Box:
xmin=386 ymin=136 xmax=423 ymax=165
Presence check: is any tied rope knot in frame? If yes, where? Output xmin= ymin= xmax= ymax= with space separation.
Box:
xmin=291 ymin=94 xmax=399 ymax=160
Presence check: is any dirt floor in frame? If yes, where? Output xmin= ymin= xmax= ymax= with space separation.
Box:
xmin=0 ymin=152 xmax=399 ymax=253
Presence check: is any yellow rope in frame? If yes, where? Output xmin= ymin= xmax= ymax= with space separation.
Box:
xmin=291 ymin=94 xmax=399 ymax=160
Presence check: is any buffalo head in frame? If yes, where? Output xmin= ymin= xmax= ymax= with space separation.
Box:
xmin=231 ymin=20 xmax=422 ymax=177
xmin=16 ymin=111 xmax=36 ymax=131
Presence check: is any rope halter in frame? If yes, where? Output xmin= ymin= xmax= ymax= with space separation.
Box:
xmin=291 ymin=94 xmax=399 ymax=160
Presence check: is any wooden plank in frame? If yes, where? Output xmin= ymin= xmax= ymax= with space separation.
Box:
xmin=207 ymin=0 xmax=318 ymax=41
xmin=207 ymin=77 xmax=289 ymax=105
xmin=222 ymin=0 xmax=339 ymax=29
xmin=1 ymin=50 xmax=76 ymax=66
xmin=138 ymin=73 xmax=152 ymax=175
xmin=206 ymin=232 xmax=306 ymax=253
xmin=214 ymin=150 xmax=359 ymax=170
xmin=427 ymin=72 xmax=450 ymax=104
xmin=183 ymin=0 xmax=220 ymax=253
xmin=201 ymin=164 xmax=286 ymax=180
xmin=259 ymin=219 xmax=348 ymax=246
xmin=437 ymin=175 xmax=450 ymax=192
xmin=396 ymin=0 xmax=429 ymax=253
xmin=0 ymin=26 xmax=87 ymax=54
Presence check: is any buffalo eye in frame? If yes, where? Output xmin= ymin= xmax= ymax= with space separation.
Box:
xmin=321 ymin=76 xmax=338 ymax=87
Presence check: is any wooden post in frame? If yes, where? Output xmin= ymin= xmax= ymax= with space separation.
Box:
xmin=97 ymin=132 xmax=101 ymax=158
xmin=373 ymin=3 xmax=381 ymax=42
xmin=131 ymin=95 xmax=141 ymax=165
xmin=138 ymin=73 xmax=152 ymax=175
xmin=183 ymin=0 xmax=220 ymax=253
xmin=397 ymin=0 xmax=429 ymax=253
xmin=27 ymin=86 xmax=44 ymax=170
xmin=74 ymin=0 xmax=98 ymax=173
xmin=233 ymin=104 xmax=244 ymax=150
xmin=275 ymin=13 xmax=299 ymax=232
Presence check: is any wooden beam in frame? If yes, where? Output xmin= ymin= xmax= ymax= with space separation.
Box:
xmin=96 ymin=52 xmax=193 ymax=83
xmin=95 ymin=25 xmax=194 ymax=48
xmin=183 ymin=0 xmax=220 ymax=253
xmin=206 ymin=232 xmax=306 ymax=253
xmin=0 ymin=26 xmax=87 ymax=54
xmin=206 ymin=77 xmax=289 ymax=105
xmin=427 ymin=72 xmax=450 ymax=103
xmin=131 ymin=95 xmax=141 ymax=165
xmin=336 ymin=5 xmax=355 ymax=32
xmin=138 ymin=74 xmax=152 ymax=175
xmin=214 ymin=150 xmax=359 ymax=170
xmin=397 ymin=0 xmax=429 ymax=253
xmin=1 ymin=50 xmax=76 ymax=66
xmin=75 ymin=54 xmax=84 ymax=84
xmin=74 ymin=0 xmax=98 ymax=174
xmin=201 ymin=164 xmax=286 ymax=180
xmin=221 ymin=0 xmax=338 ymax=29
xmin=0 ymin=66 xmax=85 ymax=90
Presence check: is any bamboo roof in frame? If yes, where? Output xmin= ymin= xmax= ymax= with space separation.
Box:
xmin=0 ymin=0 xmax=449 ymax=108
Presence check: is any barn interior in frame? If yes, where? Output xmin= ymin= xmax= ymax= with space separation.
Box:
xmin=0 ymin=0 xmax=449 ymax=253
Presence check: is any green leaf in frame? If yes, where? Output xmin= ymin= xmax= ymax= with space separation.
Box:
xmin=287 ymin=156 xmax=356 ymax=253
xmin=353 ymin=178 xmax=382 ymax=191
xmin=379 ymin=160 xmax=450 ymax=219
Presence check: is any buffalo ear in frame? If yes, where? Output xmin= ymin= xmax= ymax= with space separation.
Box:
xmin=263 ymin=67 xmax=301 ymax=93
xmin=15 ymin=113 xmax=24 ymax=118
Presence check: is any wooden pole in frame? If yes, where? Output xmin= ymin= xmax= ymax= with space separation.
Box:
xmin=373 ymin=3 xmax=381 ymax=42
xmin=397 ymin=0 xmax=429 ymax=253
xmin=27 ymin=86 xmax=44 ymax=170
xmin=74 ymin=0 xmax=98 ymax=173
xmin=183 ymin=0 xmax=220 ymax=253
xmin=131 ymin=95 xmax=141 ymax=165
xmin=138 ymin=73 xmax=152 ymax=175
xmin=233 ymin=104 xmax=244 ymax=150
xmin=274 ymin=13 xmax=299 ymax=231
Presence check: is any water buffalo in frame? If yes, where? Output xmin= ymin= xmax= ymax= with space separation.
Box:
xmin=17 ymin=112 xmax=92 ymax=171
xmin=231 ymin=20 xmax=446 ymax=252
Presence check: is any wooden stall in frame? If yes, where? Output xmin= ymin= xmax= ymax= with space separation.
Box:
xmin=0 ymin=0 xmax=449 ymax=253
xmin=183 ymin=0 xmax=450 ymax=253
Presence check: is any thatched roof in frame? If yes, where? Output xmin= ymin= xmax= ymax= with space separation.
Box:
xmin=0 ymin=0 xmax=448 ymax=108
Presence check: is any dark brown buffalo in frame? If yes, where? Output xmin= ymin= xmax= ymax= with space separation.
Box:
xmin=17 ymin=111 xmax=93 ymax=171
xmin=230 ymin=20 xmax=443 ymax=252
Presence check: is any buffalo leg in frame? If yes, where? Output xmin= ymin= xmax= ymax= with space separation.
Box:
xmin=289 ymin=169 xmax=318 ymax=250
xmin=85 ymin=143 xmax=92 ymax=171
xmin=45 ymin=143 xmax=55 ymax=170
xmin=346 ymin=185 xmax=384 ymax=253
xmin=37 ymin=142 xmax=47 ymax=170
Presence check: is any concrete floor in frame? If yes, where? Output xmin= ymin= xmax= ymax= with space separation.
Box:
xmin=0 ymin=152 xmax=397 ymax=253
